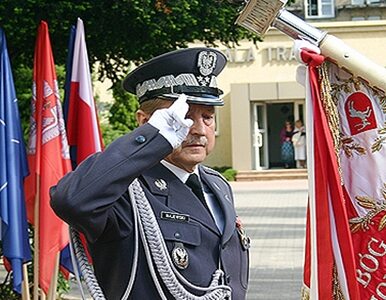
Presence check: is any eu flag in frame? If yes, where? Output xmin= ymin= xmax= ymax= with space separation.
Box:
xmin=0 ymin=29 xmax=32 ymax=293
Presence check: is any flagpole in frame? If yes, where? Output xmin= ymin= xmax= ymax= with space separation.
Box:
xmin=22 ymin=264 xmax=31 ymax=300
xmin=47 ymin=254 xmax=60 ymax=300
xmin=33 ymin=175 xmax=40 ymax=300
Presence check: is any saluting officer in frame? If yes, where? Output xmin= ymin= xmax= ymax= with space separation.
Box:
xmin=50 ymin=47 xmax=250 ymax=300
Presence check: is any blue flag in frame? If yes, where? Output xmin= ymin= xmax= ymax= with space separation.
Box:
xmin=0 ymin=29 xmax=32 ymax=293
xmin=59 ymin=25 xmax=76 ymax=275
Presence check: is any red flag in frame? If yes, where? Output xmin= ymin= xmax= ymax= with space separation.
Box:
xmin=66 ymin=18 xmax=104 ymax=164
xmin=24 ymin=21 xmax=72 ymax=294
xmin=299 ymin=49 xmax=360 ymax=299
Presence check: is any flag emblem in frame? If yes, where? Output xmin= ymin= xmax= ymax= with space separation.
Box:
xmin=345 ymin=92 xmax=377 ymax=135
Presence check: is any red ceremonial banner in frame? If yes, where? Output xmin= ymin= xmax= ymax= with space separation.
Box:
xmin=24 ymin=21 xmax=72 ymax=294
xmin=301 ymin=47 xmax=386 ymax=299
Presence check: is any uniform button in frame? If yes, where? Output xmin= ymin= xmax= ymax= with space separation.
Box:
xmin=174 ymin=232 xmax=181 ymax=239
xmin=135 ymin=135 xmax=146 ymax=144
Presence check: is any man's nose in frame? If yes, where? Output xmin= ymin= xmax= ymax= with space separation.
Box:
xmin=189 ymin=117 xmax=206 ymax=135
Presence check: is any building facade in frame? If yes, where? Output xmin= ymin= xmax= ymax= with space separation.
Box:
xmin=203 ymin=0 xmax=386 ymax=171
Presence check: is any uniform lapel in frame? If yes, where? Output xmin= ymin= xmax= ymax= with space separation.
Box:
xmin=199 ymin=166 xmax=236 ymax=246
xmin=140 ymin=164 xmax=219 ymax=235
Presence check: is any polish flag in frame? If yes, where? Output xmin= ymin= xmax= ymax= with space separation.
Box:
xmin=66 ymin=18 xmax=104 ymax=165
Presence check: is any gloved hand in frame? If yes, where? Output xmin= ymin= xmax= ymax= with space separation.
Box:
xmin=292 ymin=39 xmax=321 ymax=86
xmin=148 ymin=94 xmax=193 ymax=149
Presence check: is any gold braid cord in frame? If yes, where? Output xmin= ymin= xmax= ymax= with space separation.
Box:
xmin=332 ymin=264 xmax=346 ymax=300
xmin=317 ymin=63 xmax=346 ymax=300
xmin=318 ymin=62 xmax=343 ymax=180
xmin=301 ymin=285 xmax=310 ymax=300
xmin=300 ymin=266 xmax=346 ymax=300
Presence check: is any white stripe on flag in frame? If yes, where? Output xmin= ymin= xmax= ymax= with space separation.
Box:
xmin=329 ymin=190 xmax=350 ymax=300
xmin=71 ymin=18 xmax=102 ymax=152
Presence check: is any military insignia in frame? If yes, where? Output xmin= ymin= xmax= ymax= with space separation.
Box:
xmin=197 ymin=51 xmax=217 ymax=77
xmin=154 ymin=179 xmax=167 ymax=191
xmin=236 ymin=216 xmax=250 ymax=251
xmin=172 ymin=242 xmax=189 ymax=269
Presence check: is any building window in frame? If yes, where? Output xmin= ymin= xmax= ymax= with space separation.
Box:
xmin=305 ymin=0 xmax=335 ymax=18
xmin=351 ymin=0 xmax=364 ymax=5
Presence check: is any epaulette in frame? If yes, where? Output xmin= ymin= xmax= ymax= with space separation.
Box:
xmin=201 ymin=165 xmax=228 ymax=183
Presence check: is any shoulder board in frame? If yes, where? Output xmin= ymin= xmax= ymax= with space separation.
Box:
xmin=201 ymin=165 xmax=228 ymax=182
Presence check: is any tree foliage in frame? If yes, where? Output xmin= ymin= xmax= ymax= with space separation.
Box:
xmin=0 ymin=0 xmax=253 ymax=84
xmin=0 ymin=0 xmax=294 ymax=142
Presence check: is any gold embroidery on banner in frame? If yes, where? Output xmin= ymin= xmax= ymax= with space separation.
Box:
xmin=372 ymin=122 xmax=386 ymax=153
xmin=341 ymin=136 xmax=366 ymax=158
xmin=349 ymin=183 xmax=386 ymax=233
xmin=328 ymin=66 xmax=386 ymax=155
xmin=330 ymin=72 xmax=361 ymax=100
xmin=373 ymin=89 xmax=386 ymax=113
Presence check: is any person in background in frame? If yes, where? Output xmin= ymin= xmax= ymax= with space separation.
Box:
xmin=292 ymin=119 xmax=306 ymax=168
xmin=280 ymin=120 xmax=294 ymax=169
xmin=50 ymin=48 xmax=250 ymax=300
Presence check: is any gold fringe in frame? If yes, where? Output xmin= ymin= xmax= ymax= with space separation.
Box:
xmin=301 ymin=285 xmax=310 ymax=300
xmin=333 ymin=265 xmax=346 ymax=300
xmin=318 ymin=63 xmax=343 ymax=182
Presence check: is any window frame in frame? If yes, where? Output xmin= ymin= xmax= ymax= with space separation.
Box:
xmin=305 ymin=0 xmax=335 ymax=19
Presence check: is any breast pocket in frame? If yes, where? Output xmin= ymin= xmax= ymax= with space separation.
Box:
xmin=158 ymin=219 xmax=209 ymax=285
xmin=158 ymin=219 xmax=201 ymax=247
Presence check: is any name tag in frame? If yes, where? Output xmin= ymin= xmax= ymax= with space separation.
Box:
xmin=161 ymin=211 xmax=190 ymax=223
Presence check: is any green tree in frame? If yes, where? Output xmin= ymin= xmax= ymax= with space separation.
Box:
xmin=1 ymin=0 xmax=256 ymax=140
xmin=0 ymin=0 xmax=253 ymax=84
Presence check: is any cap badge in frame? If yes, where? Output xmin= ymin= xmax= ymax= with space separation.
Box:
xmin=172 ymin=242 xmax=189 ymax=269
xmin=197 ymin=51 xmax=217 ymax=77
xmin=154 ymin=179 xmax=167 ymax=191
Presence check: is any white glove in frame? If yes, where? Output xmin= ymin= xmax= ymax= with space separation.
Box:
xmin=293 ymin=40 xmax=321 ymax=86
xmin=148 ymin=94 xmax=193 ymax=149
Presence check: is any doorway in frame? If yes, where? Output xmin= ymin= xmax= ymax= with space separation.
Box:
xmin=267 ymin=102 xmax=294 ymax=168
xmin=252 ymin=101 xmax=305 ymax=170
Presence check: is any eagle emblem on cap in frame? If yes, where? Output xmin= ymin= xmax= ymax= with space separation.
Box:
xmin=197 ymin=51 xmax=217 ymax=77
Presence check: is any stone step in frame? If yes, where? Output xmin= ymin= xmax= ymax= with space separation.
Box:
xmin=236 ymin=169 xmax=308 ymax=181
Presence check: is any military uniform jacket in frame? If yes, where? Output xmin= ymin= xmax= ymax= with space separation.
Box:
xmin=50 ymin=124 xmax=249 ymax=299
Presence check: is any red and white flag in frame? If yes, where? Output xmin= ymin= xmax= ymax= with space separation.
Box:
xmin=329 ymin=63 xmax=386 ymax=299
xmin=298 ymin=39 xmax=386 ymax=298
xmin=296 ymin=45 xmax=360 ymax=299
xmin=24 ymin=21 xmax=72 ymax=294
xmin=66 ymin=18 xmax=104 ymax=165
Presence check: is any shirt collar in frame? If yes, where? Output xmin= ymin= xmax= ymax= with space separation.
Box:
xmin=161 ymin=160 xmax=199 ymax=183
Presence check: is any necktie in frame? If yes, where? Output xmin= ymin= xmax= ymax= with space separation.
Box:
xmin=186 ymin=174 xmax=208 ymax=209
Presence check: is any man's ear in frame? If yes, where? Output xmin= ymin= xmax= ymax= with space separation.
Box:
xmin=136 ymin=110 xmax=150 ymax=125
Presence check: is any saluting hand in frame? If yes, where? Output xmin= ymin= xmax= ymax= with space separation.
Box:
xmin=148 ymin=94 xmax=193 ymax=149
